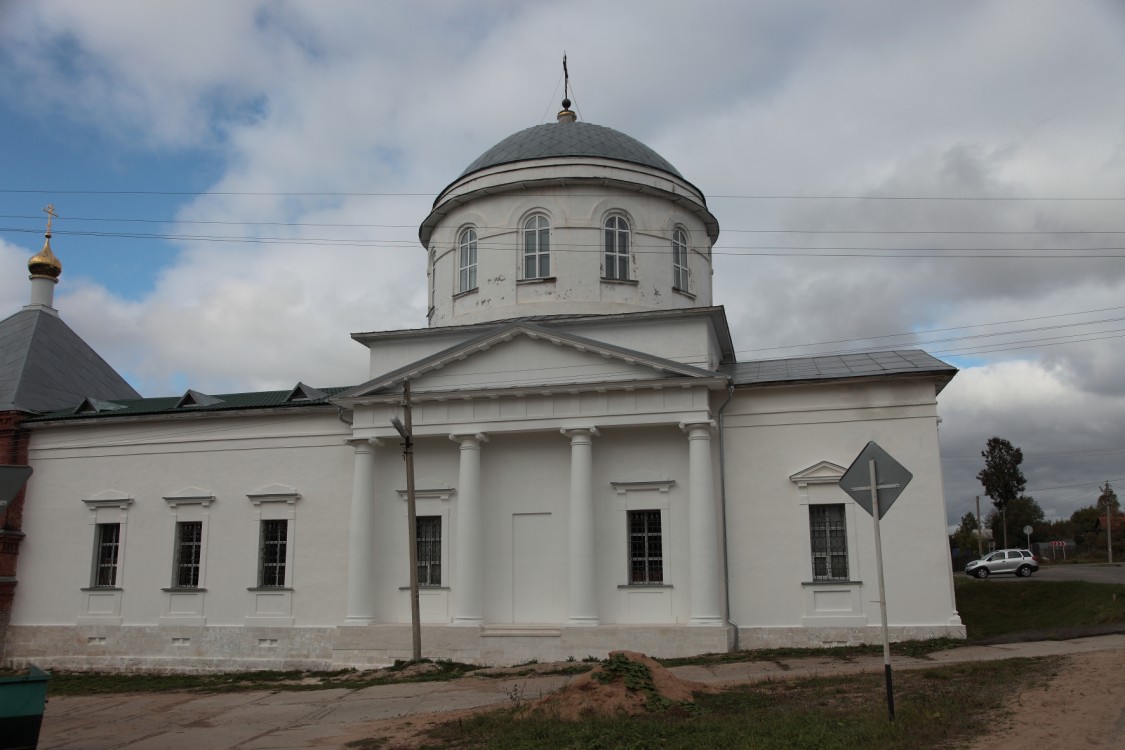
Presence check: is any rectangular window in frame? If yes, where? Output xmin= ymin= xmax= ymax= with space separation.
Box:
xmin=458 ymin=229 xmax=478 ymax=292
xmin=93 ymin=522 xmax=121 ymax=587
xmin=523 ymin=216 xmax=551 ymax=278
xmin=173 ymin=521 xmax=203 ymax=588
xmin=810 ymin=504 xmax=849 ymax=581
xmin=672 ymin=229 xmax=689 ymax=291
xmin=604 ymin=216 xmax=630 ymax=280
xmin=417 ymin=515 xmax=441 ymax=586
xmin=628 ymin=510 xmax=663 ymax=584
xmin=259 ymin=519 xmax=288 ymax=587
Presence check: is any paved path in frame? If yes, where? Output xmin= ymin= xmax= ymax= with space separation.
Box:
xmin=38 ymin=633 xmax=1125 ymax=749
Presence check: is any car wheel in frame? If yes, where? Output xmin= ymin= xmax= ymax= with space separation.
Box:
xmin=1016 ymin=565 xmax=1032 ymax=577
xmin=974 ymin=567 xmax=989 ymax=579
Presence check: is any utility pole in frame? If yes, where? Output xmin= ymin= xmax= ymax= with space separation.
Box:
xmin=391 ymin=380 xmax=421 ymax=661
xmin=975 ymin=496 xmax=984 ymax=557
xmin=1104 ymin=481 xmax=1114 ymax=565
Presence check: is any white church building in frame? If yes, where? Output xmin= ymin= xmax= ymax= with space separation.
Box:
xmin=2 ymin=100 xmax=963 ymax=670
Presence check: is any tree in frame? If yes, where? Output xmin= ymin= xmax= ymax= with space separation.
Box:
xmin=977 ymin=437 xmax=1027 ymax=548
xmin=987 ymin=495 xmax=1044 ymax=548
xmin=951 ymin=512 xmax=980 ymax=553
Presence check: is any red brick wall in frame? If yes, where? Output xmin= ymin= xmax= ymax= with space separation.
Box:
xmin=0 ymin=410 xmax=30 ymax=662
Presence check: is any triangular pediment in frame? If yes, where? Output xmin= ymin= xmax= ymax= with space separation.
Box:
xmin=285 ymin=382 xmax=327 ymax=402
xmin=71 ymin=397 xmax=127 ymax=415
xmin=789 ymin=461 xmax=847 ymax=485
xmin=339 ymin=322 xmax=721 ymax=399
xmin=176 ymin=389 xmax=223 ymax=408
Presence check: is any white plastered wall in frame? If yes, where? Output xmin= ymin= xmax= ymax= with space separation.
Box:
xmin=720 ymin=378 xmax=963 ymax=647
xmin=9 ymin=411 xmax=353 ymax=658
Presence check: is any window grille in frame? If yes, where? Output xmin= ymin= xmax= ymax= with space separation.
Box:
xmin=810 ymin=504 xmax=849 ymax=580
xmin=604 ymin=215 xmax=630 ymax=280
xmin=259 ymin=519 xmax=288 ymax=587
xmin=628 ymin=509 xmax=663 ymax=584
xmin=417 ymin=515 xmax=441 ymax=586
xmin=672 ymin=228 xmax=689 ymax=291
xmin=523 ymin=214 xmax=550 ymax=278
xmin=458 ymin=228 xmax=478 ymax=292
xmin=93 ymin=523 xmax=120 ymax=587
xmin=174 ymin=521 xmax=202 ymax=587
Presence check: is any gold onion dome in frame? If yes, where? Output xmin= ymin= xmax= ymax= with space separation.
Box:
xmin=29 ymin=234 xmax=62 ymax=278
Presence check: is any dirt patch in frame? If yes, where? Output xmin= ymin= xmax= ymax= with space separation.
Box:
xmin=967 ymin=649 xmax=1125 ymax=749
xmin=334 ymin=651 xmax=709 ymax=748
xmin=523 ymin=650 xmax=709 ymax=720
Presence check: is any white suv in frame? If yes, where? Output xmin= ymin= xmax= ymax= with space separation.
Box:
xmin=965 ymin=549 xmax=1039 ymax=579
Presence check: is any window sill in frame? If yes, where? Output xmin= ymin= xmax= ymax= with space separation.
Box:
xmin=162 ymin=587 xmax=207 ymax=592
xmin=81 ymin=587 xmax=123 ymax=592
xmin=673 ymin=287 xmax=695 ymax=299
xmin=517 ymin=276 xmax=556 ymax=285
xmin=802 ymin=580 xmax=862 ymax=586
xmin=247 ymin=586 xmax=293 ymax=592
xmin=618 ymin=583 xmax=672 ymax=589
xmin=453 ymin=287 xmax=478 ymax=299
xmin=601 ymin=277 xmax=638 ymax=285
xmin=399 ymin=585 xmax=449 ymax=591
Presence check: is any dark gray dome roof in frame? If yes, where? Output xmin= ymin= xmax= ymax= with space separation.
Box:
xmin=459 ymin=121 xmax=684 ymax=179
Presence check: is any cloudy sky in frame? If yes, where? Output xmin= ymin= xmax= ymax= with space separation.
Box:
xmin=2 ymin=0 xmax=1123 ymax=528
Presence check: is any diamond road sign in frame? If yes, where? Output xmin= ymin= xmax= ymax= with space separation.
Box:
xmin=0 ymin=465 xmax=33 ymax=511
xmin=839 ymin=442 xmax=912 ymax=520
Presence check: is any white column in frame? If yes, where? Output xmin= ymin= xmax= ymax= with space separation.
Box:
xmin=450 ymin=433 xmax=487 ymax=625
xmin=562 ymin=427 xmax=599 ymax=626
xmin=345 ymin=437 xmax=380 ymax=624
xmin=681 ymin=421 xmax=723 ymax=626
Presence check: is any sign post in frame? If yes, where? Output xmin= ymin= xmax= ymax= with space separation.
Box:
xmin=839 ymin=441 xmax=912 ymax=722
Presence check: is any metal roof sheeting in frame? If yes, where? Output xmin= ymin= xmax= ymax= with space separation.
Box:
xmin=720 ymin=350 xmax=956 ymax=389
xmin=459 ymin=122 xmax=685 ymax=180
xmin=0 ymin=308 xmax=140 ymax=414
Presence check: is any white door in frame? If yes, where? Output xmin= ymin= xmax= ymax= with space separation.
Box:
xmin=512 ymin=512 xmax=557 ymax=623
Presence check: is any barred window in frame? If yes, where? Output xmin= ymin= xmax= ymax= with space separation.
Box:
xmin=93 ymin=523 xmax=121 ymax=587
xmin=458 ymin=228 xmax=478 ymax=292
xmin=810 ymin=504 xmax=849 ymax=581
xmin=259 ymin=519 xmax=288 ymax=587
xmin=523 ymin=214 xmax=550 ymax=279
xmin=174 ymin=521 xmax=203 ymax=588
xmin=417 ymin=515 xmax=441 ymax=586
xmin=672 ymin=227 xmax=689 ymax=291
xmin=628 ymin=510 xmax=663 ymax=584
xmin=604 ymin=215 xmax=630 ymax=280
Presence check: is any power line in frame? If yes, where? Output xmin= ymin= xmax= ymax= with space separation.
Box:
xmin=5 ymin=213 xmax=1125 ymax=236
xmin=4 ymin=187 xmax=1125 ymax=200
xmin=3 ymin=226 xmax=1124 ymax=258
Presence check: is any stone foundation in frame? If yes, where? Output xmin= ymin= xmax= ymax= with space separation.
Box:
xmin=736 ymin=623 xmax=967 ymax=650
xmin=4 ymin=621 xmax=965 ymax=672
xmin=5 ymin=622 xmax=735 ymax=671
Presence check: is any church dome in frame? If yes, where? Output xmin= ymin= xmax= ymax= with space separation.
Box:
xmin=420 ymin=106 xmax=719 ymax=328
xmin=459 ymin=121 xmax=685 ymax=181
xmin=28 ymin=235 xmax=62 ymax=278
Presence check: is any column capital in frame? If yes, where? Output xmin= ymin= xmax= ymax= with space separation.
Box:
xmin=560 ymin=426 xmax=599 ymax=440
xmin=679 ymin=420 xmax=716 ymax=435
xmin=345 ymin=436 xmax=383 ymax=450
xmin=449 ymin=432 xmax=489 ymax=445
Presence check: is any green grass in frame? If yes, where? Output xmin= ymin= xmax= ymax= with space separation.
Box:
xmin=954 ymin=578 xmax=1125 ymax=639
xmin=421 ymin=657 xmax=1056 ymax=749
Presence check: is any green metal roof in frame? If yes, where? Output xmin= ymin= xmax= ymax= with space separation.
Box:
xmin=27 ymin=383 xmax=352 ymax=422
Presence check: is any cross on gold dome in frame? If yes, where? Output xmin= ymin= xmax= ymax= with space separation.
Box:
xmin=43 ymin=204 xmax=57 ymax=234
